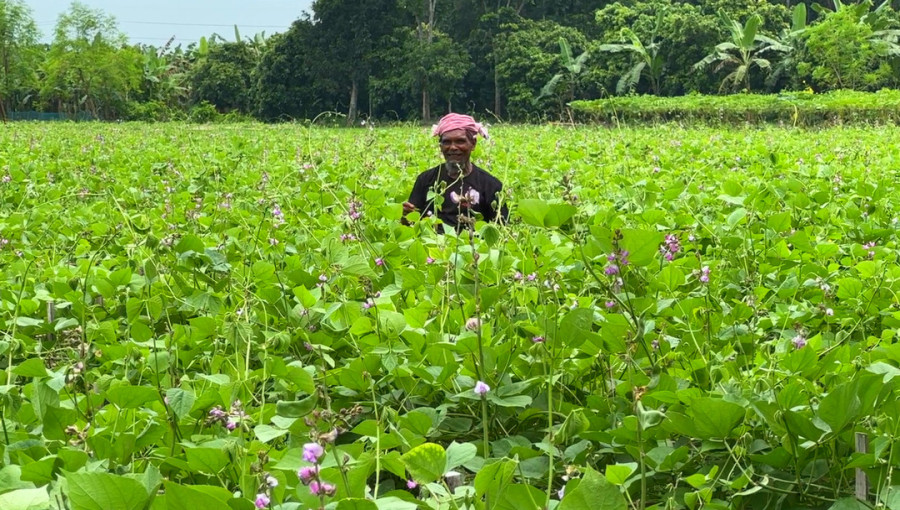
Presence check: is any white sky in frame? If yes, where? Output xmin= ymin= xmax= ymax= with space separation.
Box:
xmin=27 ymin=0 xmax=314 ymax=46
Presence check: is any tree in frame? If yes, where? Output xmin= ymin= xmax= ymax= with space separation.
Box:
xmin=538 ymin=37 xmax=590 ymax=117
xmin=190 ymin=41 xmax=255 ymax=113
xmin=371 ymin=25 xmax=471 ymax=120
xmin=694 ymin=13 xmax=787 ymax=92
xmin=597 ymin=11 xmax=665 ymax=95
xmin=310 ymin=0 xmax=406 ymax=123
xmin=40 ymin=1 xmax=140 ymax=120
xmin=796 ymin=6 xmax=897 ymax=90
xmin=0 ymin=0 xmax=39 ymax=118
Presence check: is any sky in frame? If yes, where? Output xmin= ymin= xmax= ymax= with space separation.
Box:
xmin=28 ymin=0 xmax=314 ymax=46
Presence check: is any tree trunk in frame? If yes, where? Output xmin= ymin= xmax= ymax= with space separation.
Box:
xmin=347 ymin=79 xmax=358 ymax=125
xmin=494 ymin=59 xmax=501 ymax=118
xmin=422 ymin=87 xmax=430 ymax=122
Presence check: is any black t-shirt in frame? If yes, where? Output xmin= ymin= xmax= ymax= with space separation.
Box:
xmin=408 ymin=164 xmax=509 ymax=229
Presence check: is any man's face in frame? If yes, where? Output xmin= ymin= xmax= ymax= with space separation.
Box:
xmin=440 ymin=129 xmax=476 ymax=170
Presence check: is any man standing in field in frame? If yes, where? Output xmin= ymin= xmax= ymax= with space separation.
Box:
xmin=402 ymin=113 xmax=508 ymax=230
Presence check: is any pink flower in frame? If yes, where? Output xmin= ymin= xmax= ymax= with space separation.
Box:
xmin=792 ymin=334 xmax=807 ymax=349
xmin=303 ymin=442 xmax=324 ymax=463
xmin=309 ymin=480 xmax=336 ymax=496
xmin=605 ymin=301 xmax=616 ymax=309
xmin=297 ymin=465 xmax=319 ymax=484
xmin=699 ymin=266 xmax=710 ymax=284
xmin=375 ymin=257 xmax=384 ymax=266
xmin=407 ymin=479 xmax=418 ymax=489
xmin=254 ymin=493 xmax=270 ymax=508
xmin=426 ymin=257 xmax=435 ymax=264
xmin=532 ymin=336 xmax=545 ymax=343
xmin=474 ymin=381 xmax=490 ymax=396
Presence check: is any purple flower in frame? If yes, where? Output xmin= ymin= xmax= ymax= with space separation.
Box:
xmin=375 ymin=257 xmax=384 ymax=266
xmin=208 ymin=407 xmax=227 ymax=421
xmin=558 ymin=486 xmax=565 ymax=500
xmin=527 ymin=272 xmax=537 ymax=281
xmin=426 ymin=257 xmax=435 ymax=264
xmin=254 ymin=493 xmax=270 ymax=509
xmin=792 ymin=334 xmax=807 ymax=349
xmin=474 ymin=381 xmax=490 ymax=396
xmin=319 ymin=274 xmax=328 ymax=282
xmin=407 ymin=479 xmax=418 ymax=489
xmin=225 ymin=420 xmax=237 ymax=431
xmin=302 ymin=442 xmax=325 ymax=463
xmin=362 ymin=299 xmax=374 ymax=310
xmin=605 ymin=301 xmax=616 ymax=309
xmin=309 ymin=481 xmax=336 ymax=496
xmin=651 ymin=339 xmax=660 ymax=350
xmin=605 ymin=264 xmax=619 ymax=276
xmin=266 ymin=475 xmax=278 ymax=488
xmin=465 ymin=318 xmax=481 ymax=331
xmin=513 ymin=271 xmax=523 ymax=281
xmin=532 ymin=336 xmax=545 ymax=344
xmin=699 ymin=266 xmax=710 ymax=284
xmin=297 ymin=465 xmax=319 ymax=484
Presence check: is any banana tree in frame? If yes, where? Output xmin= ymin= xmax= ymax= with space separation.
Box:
xmin=694 ymin=13 xmax=787 ymax=93
xmin=538 ymin=37 xmax=588 ymax=104
xmin=597 ymin=11 xmax=664 ymax=95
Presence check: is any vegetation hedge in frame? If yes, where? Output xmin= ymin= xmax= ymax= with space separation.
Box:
xmin=570 ymin=90 xmax=900 ymax=125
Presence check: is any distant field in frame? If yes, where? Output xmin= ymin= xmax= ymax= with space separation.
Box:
xmin=0 ymin=122 xmax=898 ymax=509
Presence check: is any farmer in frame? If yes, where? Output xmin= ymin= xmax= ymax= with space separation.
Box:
xmin=402 ymin=113 xmax=508 ymax=230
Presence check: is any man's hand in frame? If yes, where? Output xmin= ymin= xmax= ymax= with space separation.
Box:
xmin=402 ymin=202 xmax=417 ymax=216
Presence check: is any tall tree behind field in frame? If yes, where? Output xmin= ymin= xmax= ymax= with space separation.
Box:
xmin=190 ymin=42 xmax=256 ymax=113
xmin=40 ymin=1 xmax=140 ymax=120
xmin=310 ymin=0 xmax=407 ymax=123
xmin=0 ymin=0 xmax=39 ymax=119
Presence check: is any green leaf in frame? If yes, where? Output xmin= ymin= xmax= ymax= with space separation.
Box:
xmin=0 ymin=488 xmax=51 ymax=510
xmin=65 ymin=471 xmax=150 ymax=510
xmin=557 ymin=308 xmax=594 ymax=349
xmin=818 ymin=380 xmax=861 ymax=435
xmin=12 ymin=358 xmax=47 ymax=378
xmin=475 ymin=459 xmax=517 ymax=505
xmin=496 ymin=484 xmax=545 ymax=510
xmin=726 ymin=208 xmax=747 ymax=229
xmin=185 ymin=447 xmax=230 ymax=474
xmin=605 ymin=463 xmax=637 ymax=485
xmin=106 ymin=385 xmax=159 ymax=409
xmin=165 ymin=388 xmax=195 ymax=419
xmin=276 ymin=395 xmax=318 ymax=418
xmin=163 ymin=482 xmax=231 ymax=510
xmin=620 ymin=229 xmax=664 ymax=267
xmin=336 ymin=499 xmax=379 ymax=510
xmin=401 ymin=443 xmax=447 ymax=483
xmin=688 ymin=397 xmax=745 ymax=439
xmin=254 ymin=425 xmax=288 ymax=444
xmin=559 ymin=467 xmax=627 ymax=510
xmin=445 ymin=442 xmax=477 ymax=472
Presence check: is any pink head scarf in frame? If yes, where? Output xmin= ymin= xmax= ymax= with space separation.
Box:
xmin=431 ymin=113 xmax=489 ymax=140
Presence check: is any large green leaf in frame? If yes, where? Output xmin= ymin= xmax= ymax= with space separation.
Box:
xmin=559 ymin=467 xmax=627 ymax=510
xmin=0 ymin=488 xmax=50 ymax=510
xmin=106 ymin=385 xmax=159 ymax=409
xmin=163 ymin=482 xmax=231 ymax=510
xmin=619 ymin=229 xmax=664 ymax=267
xmin=688 ymin=397 xmax=745 ymax=439
xmin=65 ymin=471 xmax=151 ymax=510
xmin=401 ymin=443 xmax=446 ymax=484
xmin=165 ymin=388 xmax=195 ymax=419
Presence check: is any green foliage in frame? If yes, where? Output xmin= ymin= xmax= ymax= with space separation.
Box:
xmin=5 ymin=121 xmax=900 ymax=510
xmin=39 ymin=1 xmax=141 ymax=120
xmin=0 ymin=0 xmax=39 ymax=116
xmin=796 ymin=7 xmax=896 ymax=91
xmin=495 ymin=18 xmax=594 ymax=120
xmin=572 ymin=89 xmax=900 ymax=125
xmin=190 ymin=42 xmax=256 ymax=113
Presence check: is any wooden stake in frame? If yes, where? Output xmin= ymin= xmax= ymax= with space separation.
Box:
xmin=856 ymin=432 xmax=869 ymax=502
